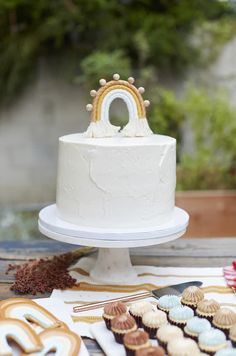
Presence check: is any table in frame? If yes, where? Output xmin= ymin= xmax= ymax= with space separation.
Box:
xmin=0 ymin=238 xmax=235 ymax=355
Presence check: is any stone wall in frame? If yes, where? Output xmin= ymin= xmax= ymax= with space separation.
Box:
xmin=0 ymin=69 xmax=88 ymax=205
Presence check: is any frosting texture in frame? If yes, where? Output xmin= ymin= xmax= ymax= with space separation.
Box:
xmin=196 ymin=299 xmax=220 ymax=315
xmin=199 ymin=329 xmax=226 ymax=346
xmin=129 ymin=301 xmax=154 ymax=317
xmin=167 ymin=337 xmax=199 ymax=355
xmin=56 ymin=134 xmax=176 ymax=229
xmin=213 ymin=308 xmax=236 ymax=328
xmin=185 ymin=316 xmax=211 ymax=335
xmin=156 ymin=324 xmax=183 ymax=343
xmin=158 ymin=295 xmax=180 ymax=310
xmin=142 ymin=310 xmax=167 ymax=328
xmin=181 ymin=286 xmax=204 ymax=304
xmin=169 ymin=305 xmax=194 ymax=321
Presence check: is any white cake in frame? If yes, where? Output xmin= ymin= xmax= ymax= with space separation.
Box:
xmin=56 ymin=74 xmax=176 ymax=230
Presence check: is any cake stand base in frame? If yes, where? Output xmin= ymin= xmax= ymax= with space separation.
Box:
xmin=39 ymin=205 xmax=189 ymax=284
xmin=90 ymin=248 xmax=137 ymax=284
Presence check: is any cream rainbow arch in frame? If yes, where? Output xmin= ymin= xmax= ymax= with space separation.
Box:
xmin=85 ymin=73 xmax=153 ymax=137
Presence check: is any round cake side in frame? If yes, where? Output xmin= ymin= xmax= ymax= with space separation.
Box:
xmin=56 ymin=134 xmax=176 ymax=229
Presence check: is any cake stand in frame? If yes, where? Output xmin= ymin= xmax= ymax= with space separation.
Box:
xmin=39 ymin=205 xmax=189 ymax=284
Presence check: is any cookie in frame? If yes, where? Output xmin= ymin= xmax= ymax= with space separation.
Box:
xmin=0 ymin=301 xmax=62 ymax=330
xmin=0 ymin=318 xmax=42 ymax=355
xmin=22 ymin=328 xmax=81 ymax=356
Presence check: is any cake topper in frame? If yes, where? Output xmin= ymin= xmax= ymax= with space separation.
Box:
xmin=84 ymin=73 xmax=153 ymax=138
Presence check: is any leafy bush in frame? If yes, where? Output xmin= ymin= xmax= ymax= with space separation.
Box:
xmin=129 ymin=82 xmax=236 ymax=190
xmin=0 ymin=0 xmax=234 ymax=103
xmin=177 ymin=87 xmax=236 ymax=190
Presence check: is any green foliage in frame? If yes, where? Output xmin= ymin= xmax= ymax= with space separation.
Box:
xmin=79 ymin=50 xmax=131 ymax=88
xmin=141 ymin=84 xmax=236 ymax=190
xmin=177 ymin=87 xmax=236 ymax=190
xmin=0 ymin=0 xmax=234 ymax=103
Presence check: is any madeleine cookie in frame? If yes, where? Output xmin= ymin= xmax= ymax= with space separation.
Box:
xmin=0 ymin=318 xmax=42 ymax=355
xmin=0 ymin=302 xmax=62 ymax=330
xmin=22 ymin=328 xmax=81 ymax=356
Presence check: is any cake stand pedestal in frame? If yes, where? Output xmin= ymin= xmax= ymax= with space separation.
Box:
xmin=39 ymin=205 xmax=189 ymax=284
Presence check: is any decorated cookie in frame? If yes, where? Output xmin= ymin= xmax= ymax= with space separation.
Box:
xmin=0 ymin=302 xmax=62 ymax=330
xmin=0 ymin=297 xmax=36 ymax=309
xmin=0 ymin=318 xmax=42 ymax=355
xmin=21 ymin=328 xmax=81 ymax=356
xmin=85 ymin=74 xmax=153 ymax=138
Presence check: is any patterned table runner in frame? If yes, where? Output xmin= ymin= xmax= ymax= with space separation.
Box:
xmin=51 ymin=258 xmax=235 ymax=338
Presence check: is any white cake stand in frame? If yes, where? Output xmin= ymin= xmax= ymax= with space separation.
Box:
xmin=38 ymin=204 xmax=189 ymax=284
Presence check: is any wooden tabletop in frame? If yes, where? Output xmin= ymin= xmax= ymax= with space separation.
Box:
xmin=0 ymin=238 xmax=235 ymax=355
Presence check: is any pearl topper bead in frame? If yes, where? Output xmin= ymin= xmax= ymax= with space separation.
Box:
xmin=99 ymin=78 xmax=106 ymax=86
xmin=113 ymin=73 xmax=120 ymax=81
xmin=128 ymin=77 xmax=135 ymax=84
xmin=144 ymin=100 xmax=150 ymax=107
xmin=90 ymin=90 xmax=97 ymax=97
xmin=138 ymin=87 xmax=145 ymax=94
xmin=86 ymin=104 xmax=93 ymax=111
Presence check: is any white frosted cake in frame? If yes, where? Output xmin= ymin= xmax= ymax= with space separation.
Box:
xmin=56 ymin=74 xmax=176 ymax=230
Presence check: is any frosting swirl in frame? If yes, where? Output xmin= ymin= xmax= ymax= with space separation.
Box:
xmin=156 ymin=324 xmax=183 ymax=343
xmin=215 ymin=349 xmax=236 ymax=356
xmin=135 ymin=346 xmax=165 ymax=356
xmin=196 ymin=299 xmax=220 ymax=314
xmin=199 ymin=328 xmax=226 ymax=346
xmin=185 ymin=316 xmax=211 ymax=335
xmin=124 ymin=330 xmax=149 ymax=346
xmin=181 ymin=286 xmax=204 ymax=304
xmin=142 ymin=310 xmax=167 ymax=328
xmin=169 ymin=305 xmax=194 ymax=321
xmin=213 ymin=308 xmax=236 ymax=328
xmin=111 ymin=313 xmax=136 ymax=331
xmin=129 ymin=301 xmax=153 ymax=317
xmin=158 ymin=295 xmax=180 ymax=310
xmin=167 ymin=337 xmax=199 ymax=355
xmin=103 ymin=301 xmax=127 ymax=316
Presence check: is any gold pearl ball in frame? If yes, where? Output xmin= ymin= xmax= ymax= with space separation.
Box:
xmin=90 ymin=90 xmax=97 ymax=97
xmin=144 ymin=100 xmax=150 ymax=107
xmin=86 ymin=104 xmax=93 ymax=111
xmin=138 ymin=87 xmax=145 ymax=94
xmin=99 ymin=79 xmax=106 ymax=86
xmin=128 ymin=77 xmax=135 ymax=84
xmin=113 ymin=73 xmax=120 ymax=81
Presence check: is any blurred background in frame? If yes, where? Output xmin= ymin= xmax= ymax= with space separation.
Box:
xmin=0 ymin=0 xmax=236 ymax=240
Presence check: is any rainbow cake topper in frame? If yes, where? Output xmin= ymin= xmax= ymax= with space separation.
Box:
xmin=84 ymin=73 xmax=153 ymax=138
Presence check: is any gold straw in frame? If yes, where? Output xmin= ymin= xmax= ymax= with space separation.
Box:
xmin=73 ymin=291 xmax=152 ymax=313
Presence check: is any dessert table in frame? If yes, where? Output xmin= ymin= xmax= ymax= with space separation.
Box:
xmin=0 ymin=237 xmax=235 ymax=355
